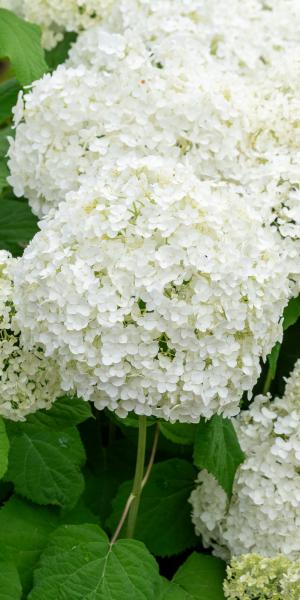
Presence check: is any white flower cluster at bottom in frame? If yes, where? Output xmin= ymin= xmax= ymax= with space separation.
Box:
xmin=0 ymin=251 xmax=61 ymax=420
xmin=190 ymin=359 xmax=300 ymax=559
xmin=224 ymin=554 xmax=300 ymax=600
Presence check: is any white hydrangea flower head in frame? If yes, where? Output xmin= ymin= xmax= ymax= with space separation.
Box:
xmin=12 ymin=159 xmax=294 ymax=423
xmin=8 ymin=29 xmax=254 ymax=218
xmin=70 ymin=0 xmax=300 ymax=77
xmin=190 ymin=359 xmax=300 ymax=559
xmin=0 ymin=250 xmax=61 ymax=421
xmin=6 ymin=19 xmax=300 ymax=265
xmin=224 ymin=554 xmax=300 ymax=600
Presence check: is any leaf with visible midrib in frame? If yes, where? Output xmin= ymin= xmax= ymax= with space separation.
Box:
xmin=29 ymin=523 xmax=161 ymax=600
xmin=193 ymin=415 xmax=245 ymax=497
xmin=0 ymin=9 xmax=47 ymax=85
xmin=5 ymin=422 xmax=85 ymax=508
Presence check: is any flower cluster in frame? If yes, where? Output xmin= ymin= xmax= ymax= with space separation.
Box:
xmin=190 ymin=359 xmax=300 ymax=558
xmin=6 ymin=4 xmax=300 ymax=292
xmin=11 ymin=159 xmax=294 ymax=422
xmin=224 ymin=554 xmax=300 ymax=600
xmin=6 ymin=0 xmax=299 ymax=422
xmin=0 ymin=251 xmax=61 ymax=420
xmin=8 ymin=32 xmax=254 ymax=218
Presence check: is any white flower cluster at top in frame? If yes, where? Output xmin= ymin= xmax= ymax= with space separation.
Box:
xmin=0 ymin=251 xmax=61 ymax=420
xmin=11 ymin=159 xmax=294 ymax=422
xmin=7 ymin=2 xmax=300 ymax=247
xmin=190 ymin=359 xmax=300 ymax=559
xmin=5 ymin=1 xmax=300 ymax=421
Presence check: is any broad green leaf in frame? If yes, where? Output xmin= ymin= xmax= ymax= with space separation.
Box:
xmin=5 ymin=422 xmax=85 ymax=508
xmin=0 ymin=9 xmax=47 ymax=85
xmin=173 ymin=553 xmax=226 ymax=600
xmin=0 ymin=79 xmax=20 ymax=123
xmin=160 ymin=422 xmax=196 ymax=445
xmin=29 ymin=396 xmax=92 ymax=429
xmin=283 ymin=295 xmax=300 ymax=330
xmin=0 ymin=561 xmax=22 ymax=600
xmin=0 ymin=195 xmax=38 ymax=256
xmin=0 ymin=417 xmax=9 ymax=478
xmin=29 ymin=523 xmax=161 ymax=600
xmin=107 ymin=459 xmax=197 ymax=556
xmin=59 ymin=496 xmax=100 ymax=526
xmin=0 ymin=496 xmax=59 ymax=594
xmin=193 ymin=415 xmax=245 ymax=497
xmin=45 ymin=32 xmax=77 ymax=71
xmin=159 ymin=579 xmax=193 ymax=600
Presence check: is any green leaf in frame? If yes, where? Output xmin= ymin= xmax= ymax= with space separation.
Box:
xmin=273 ymin=318 xmax=300 ymax=397
xmin=0 ymin=194 xmax=38 ymax=256
xmin=0 ymin=417 xmax=9 ymax=478
xmin=83 ymin=439 xmax=137 ymax=522
xmin=283 ymin=295 xmax=300 ymax=330
xmin=29 ymin=395 xmax=92 ymax=429
xmin=173 ymin=553 xmax=226 ymax=600
xmin=45 ymin=32 xmax=77 ymax=71
xmin=159 ymin=579 xmax=193 ymax=600
xmin=0 ymin=157 xmax=8 ymax=192
xmin=266 ymin=341 xmax=281 ymax=380
xmin=59 ymin=496 xmax=100 ymax=527
xmin=160 ymin=422 xmax=196 ymax=445
xmin=0 ymin=496 xmax=59 ymax=594
xmin=107 ymin=459 xmax=197 ymax=556
xmin=29 ymin=523 xmax=161 ymax=600
xmin=0 ymin=561 xmax=22 ymax=600
xmin=193 ymin=415 xmax=245 ymax=497
xmin=0 ymin=79 xmax=20 ymax=123
xmin=5 ymin=421 xmax=85 ymax=508
xmin=0 ymin=9 xmax=47 ymax=85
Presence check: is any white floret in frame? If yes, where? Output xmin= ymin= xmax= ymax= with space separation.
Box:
xmin=12 ymin=159 xmax=295 ymax=423
xmin=190 ymin=359 xmax=300 ymax=559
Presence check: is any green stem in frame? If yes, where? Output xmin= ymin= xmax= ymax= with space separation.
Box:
xmin=126 ymin=416 xmax=147 ymax=539
xmin=262 ymin=365 xmax=273 ymax=395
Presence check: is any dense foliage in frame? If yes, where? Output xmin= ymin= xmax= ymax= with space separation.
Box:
xmin=0 ymin=2 xmax=299 ymax=599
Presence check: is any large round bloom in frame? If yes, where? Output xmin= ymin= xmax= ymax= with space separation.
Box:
xmin=12 ymin=160 xmax=294 ymax=422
